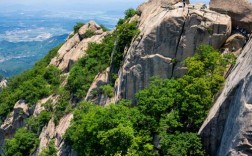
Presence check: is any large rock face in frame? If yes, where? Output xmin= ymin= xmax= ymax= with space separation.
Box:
xmin=0 ymin=79 xmax=7 ymax=89
xmin=199 ymin=38 xmax=252 ymax=156
xmin=85 ymin=68 xmax=115 ymax=105
xmin=50 ymin=21 xmax=108 ymax=72
xmin=35 ymin=114 xmax=74 ymax=156
xmin=210 ymin=0 xmax=252 ymax=32
xmin=115 ymin=1 xmax=231 ymax=101
xmin=222 ymin=33 xmax=247 ymax=56
xmin=0 ymin=100 xmax=30 ymax=153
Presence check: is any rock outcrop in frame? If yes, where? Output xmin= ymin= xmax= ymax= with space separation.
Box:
xmin=50 ymin=21 xmax=108 ymax=72
xmin=0 ymin=100 xmax=30 ymax=153
xmin=161 ymin=0 xmax=189 ymax=7
xmin=222 ymin=33 xmax=247 ymax=56
xmin=199 ymin=38 xmax=252 ymax=156
xmin=0 ymin=79 xmax=7 ymax=89
xmin=36 ymin=113 xmax=74 ymax=156
xmin=115 ymin=0 xmax=231 ymax=101
xmin=85 ymin=68 xmax=114 ymax=105
xmin=210 ymin=0 xmax=252 ymax=32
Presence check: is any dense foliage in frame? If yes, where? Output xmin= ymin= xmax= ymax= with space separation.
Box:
xmin=82 ymin=29 xmax=96 ymax=38
xmin=65 ymin=102 xmax=154 ymax=155
xmin=0 ymin=45 xmax=62 ymax=121
xmin=0 ymin=6 xmax=237 ymax=156
xmin=26 ymin=110 xmax=52 ymax=134
xmin=66 ymin=45 xmax=235 ymax=155
xmin=67 ymin=34 xmax=116 ymax=98
xmin=2 ymin=128 xmax=38 ymax=156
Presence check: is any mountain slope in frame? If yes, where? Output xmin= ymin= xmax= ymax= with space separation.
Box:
xmin=0 ymin=0 xmax=251 ymax=155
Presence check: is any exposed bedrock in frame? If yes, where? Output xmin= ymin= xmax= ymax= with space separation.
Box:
xmin=199 ymin=38 xmax=252 ymax=156
xmin=115 ymin=0 xmax=231 ymax=101
xmin=210 ymin=0 xmax=252 ymax=32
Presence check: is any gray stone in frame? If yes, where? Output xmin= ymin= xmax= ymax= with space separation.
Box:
xmin=210 ymin=0 xmax=252 ymax=32
xmin=50 ymin=21 xmax=108 ymax=72
xmin=222 ymin=33 xmax=247 ymax=56
xmin=199 ymin=38 xmax=252 ymax=156
xmin=0 ymin=100 xmax=30 ymax=153
xmin=85 ymin=67 xmax=115 ymax=105
xmin=115 ymin=0 xmax=231 ymax=101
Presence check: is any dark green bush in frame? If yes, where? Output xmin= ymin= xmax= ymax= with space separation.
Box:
xmin=26 ymin=111 xmax=52 ymax=134
xmin=160 ymin=132 xmax=205 ymax=156
xmin=43 ymin=65 xmax=61 ymax=86
xmin=2 ymin=128 xmax=38 ymax=156
xmin=83 ymin=29 xmax=95 ymax=38
xmin=39 ymin=140 xmax=57 ymax=156
xmin=100 ymin=84 xmax=114 ymax=97
xmin=18 ymin=76 xmax=51 ymax=105
xmin=73 ymin=22 xmax=85 ymax=33
xmin=124 ymin=8 xmax=139 ymax=19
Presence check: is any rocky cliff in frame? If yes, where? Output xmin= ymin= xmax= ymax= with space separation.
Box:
xmin=199 ymin=36 xmax=252 ymax=156
xmin=115 ymin=0 xmax=231 ymax=101
xmin=1 ymin=0 xmax=252 ymax=155
xmin=210 ymin=0 xmax=252 ymax=32
xmin=198 ymin=1 xmax=252 ymax=156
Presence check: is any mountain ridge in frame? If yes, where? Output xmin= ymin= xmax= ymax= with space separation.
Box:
xmin=0 ymin=0 xmax=251 ymax=155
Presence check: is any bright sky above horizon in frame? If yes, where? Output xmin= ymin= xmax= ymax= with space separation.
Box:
xmin=0 ymin=0 xmax=211 ymax=7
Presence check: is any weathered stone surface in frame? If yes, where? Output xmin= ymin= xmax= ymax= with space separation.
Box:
xmin=85 ymin=67 xmax=114 ymax=105
xmin=36 ymin=113 xmax=74 ymax=156
xmin=0 ymin=79 xmax=7 ymax=89
xmin=50 ymin=21 xmax=108 ymax=72
xmin=33 ymin=95 xmax=58 ymax=117
xmin=222 ymin=33 xmax=247 ymax=56
xmin=199 ymin=38 xmax=252 ymax=156
xmin=37 ymin=119 xmax=55 ymax=153
xmin=56 ymin=114 xmax=74 ymax=156
xmin=78 ymin=20 xmax=103 ymax=39
xmin=210 ymin=0 xmax=252 ymax=32
xmin=161 ymin=0 xmax=189 ymax=7
xmin=115 ymin=0 xmax=231 ymax=101
xmin=0 ymin=100 xmax=30 ymax=153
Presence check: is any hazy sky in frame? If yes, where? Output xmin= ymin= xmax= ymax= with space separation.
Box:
xmin=0 ymin=0 xmax=210 ymax=10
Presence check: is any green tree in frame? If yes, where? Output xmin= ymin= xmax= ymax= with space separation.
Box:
xmin=43 ymin=65 xmax=61 ymax=86
xmin=160 ymin=132 xmax=205 ymax=156
xmin=124 ymin=9 xmax=139 ymax=19
xmin=2 ymin=128 xmax=38 ymax=156
xmin=100 ymin=84 xmax=114 ymax=97
xmin=65 ymin=102 xmax=152 ymax=155
xmin=73 ymin=22 xmax=85 ymax=33
xmin=82 ymin=29 xmax=95 ymax=38
xmin=26 ymin=111 xmax=52 ymax=134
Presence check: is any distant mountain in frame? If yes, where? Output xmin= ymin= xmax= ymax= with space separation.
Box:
xmin=0 ymin=34 xmax=67 ymax=77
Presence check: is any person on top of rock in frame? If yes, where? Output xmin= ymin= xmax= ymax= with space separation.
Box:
xmin=201 ymin=4 xmax=207 ymax=10
xmin=183 ymin=0 xmax=186 ymax=7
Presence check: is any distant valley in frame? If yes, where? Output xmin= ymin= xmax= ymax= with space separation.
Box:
xmin=0 ymin=9 xmax=122 ymax=77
